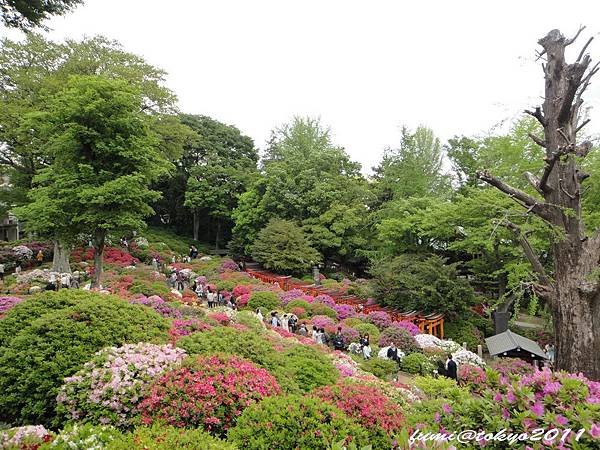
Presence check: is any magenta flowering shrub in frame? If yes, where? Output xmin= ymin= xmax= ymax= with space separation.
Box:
xmin=169 ymin=319 xmax=212 ymax=343
xmin=458 ymin=364 xmax=487 ymax=387
xmin=220 ymin=259 xmax=239 ymax=272
xmin=366 ymin=310 xmax=392 ymax=329
xmin=237 ymin=293 xmax=250 ymax=307
xmin=139 ymin=354 xmax=281 ymax=436
xmin=207 ymin=312 xmax=231 ymax=326
xmin=390 ymin=320 xmax=420 ymax=336
xmin=57 ymin=343 xmax=186 ymax=428
xmin=310 ymin=315 xmax=336 ymax=329
xmin=339 ymin=325 xmax=360 ymax=343
xmin=491 ymin=357 xmax=535 ymax=380
xmin=333 ymin=304 xmax=356 ymax=320
xmin=196 ymin=276 xmax=207 ymax=284
xmin=233 ymin=285 xmax=251 ymax=298
xmin=366 ymin=297 xmax=377 ymax=306
xmin=279 ymin=289 xmax=305 ymax=305
xmin=0 ymin=296 xmax=23 ymax=316
xmin=313 ymin=294 xmax=336 ymax=308
xmin=129 ymin=295 xmax=182 ymax=318
xmin=379 ymin=326 xmax=419 ymax=352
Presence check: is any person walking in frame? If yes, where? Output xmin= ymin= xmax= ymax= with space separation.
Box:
xmin=36 ymin=250 xmax=44 ymax=265
xmin=151 ymin=257 xmax=159 ymax=271
xmin=332 ymin=327 xmax=345 ymax=351
xmin=281 ymin=314 xmax=289 ymax=332
xmin=360 ymin=333 xmax=371 ymax=359
xmin=387 ymin=343 xmax=401 ymax=364
xmin=176 ymin=271 xmax=185 ymax=291
xmin=446 ymin=354 xmax=458 ymax=381
xmin=311 ymin=325 xmax=319 ymax=342
xmin=256 ymin=308 xmax=264 ymax=322
xmin=0 ymin=263 xmax=5 ymax=282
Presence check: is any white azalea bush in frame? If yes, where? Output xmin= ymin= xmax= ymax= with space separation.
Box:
xmin=12 ymin=245 xmax=33 ymax=261
xmin=47 ymin=423 xmax=121 ymax=449
xmin=57 ymin=343 xmax=186 ymax=428
xmin=452 ymin=348 xmax=486 ymax=367
xmin=414 ymin=333 xmax=442 ymax=349
xmin=0 ymin=425 xmax=51 ymax=448
xmin=439 ymin=339 xmax=462 ymax=353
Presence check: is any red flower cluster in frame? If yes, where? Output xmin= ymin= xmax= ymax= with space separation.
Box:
xmin=207 ymin=312 xmax=231 ymax=326
xmin=71 ymin=246 xmax=139 ymax=267
xmin=313 ymin=382 xmax=404 ymax=435
xmin=139 ymin=354 xmax=281 ymax=436
xmin=168 ymin=319 xmax=212 ymax=343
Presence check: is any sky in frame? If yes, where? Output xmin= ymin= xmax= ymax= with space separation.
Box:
xmin=3 ymin=0 xmax=600 ymax=173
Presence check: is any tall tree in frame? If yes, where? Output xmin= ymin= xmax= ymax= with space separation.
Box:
xmin=478 ymin=29 xmax=600 ymax=379
xmin=1 ymin=0 xmax=83 ymax=30
xmin=16 ymin=76 xmax=169 ymax=287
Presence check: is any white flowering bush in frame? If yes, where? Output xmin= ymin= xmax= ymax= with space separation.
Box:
xmin=452 ymin=349 xmax=486 ymax=367
xmin=12 ymin=245 xmax=33 ymax=261
xmin=57 ymin=343 xmax=186 ymax=428
xmin=0 ymin=425 xmax=51 ymax=448
xmin=48 ymin=423 xmax=121 ymax=449
xmin=439 ymin=339 xmax=462 ymax=353
xmin=134 ymin=237 xmax=149 ymax=248
xmin=414 ymin=333 xmax=442 ymax=349
xmin=347 ymin=342 xmax=362 ymax=354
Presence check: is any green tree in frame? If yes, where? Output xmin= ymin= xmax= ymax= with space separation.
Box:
xmin=180 ymin=115 xmax=257 ymax=245
xmin=251 ymin=219 xmax=321 ymax=275
xmin=1 ymin=0 xmax=83 ymax=30
xmin=369 ymin=254 xmax=476 ymax=318
xmin=16 ymin=76 xmax=169 ymax=286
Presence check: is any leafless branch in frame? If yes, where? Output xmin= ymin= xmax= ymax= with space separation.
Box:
xmin=524 ymin=106 xmax=546 ymax=126
xmin=566 ymin=25 xmax=586 ymax=46
xmin=576 ymin=36 xmax=594 ymax=62
xmin=504 ymin=220 xmax=551 ymax=285
xmin=528 ymin=133 xmax=547 ymax=148
xmin=576 ymin=118 xmax=591 ymax=133
xmin=557 ymin=128 xmax=571 ymax=144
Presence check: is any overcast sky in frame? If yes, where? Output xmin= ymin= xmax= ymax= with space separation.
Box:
xmin=3 ymin=0 xmax=600 ymax=173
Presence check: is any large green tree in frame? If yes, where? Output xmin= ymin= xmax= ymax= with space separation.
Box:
xmin=16 ymin=76 xmax=169 ymax=286
xmin=0 ymin=0 xmax=83 ymax=30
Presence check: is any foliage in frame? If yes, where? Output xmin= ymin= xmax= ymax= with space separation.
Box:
xmin=56 ymin=343 xmax=186 ymax=428
xmin=251 ymin=219 xmax=321 ymax=274
xmin=359 ymin=358 xmax=398 ymax=380
xmin=107 ymin=424 xmax=236 ymax=450
xmin=413 ymin=376 xmax=467 ymax=402
xmin=400 ymin=352 xmax=435 ymax=375
xmin=309 ymin=303 xmax=338 ymax=319
xmin=247 ymin=291 xmax=280 ymax=312
xmin=233 ymin=310 xmax=265 ymax=333
xmin=352 ymin=323 xmax=380 ymax=343
xmin=276 ymin=344 xmax=339 ymax=393
xmin=0 ymin=0 xmax=83 ymax=30
xmin=139 ymin=354 xmax=280 ymax=436
xmin=379 ymin=327 xmax=419 ymax=353
xmin=369 ymin=254 xmax=476 ymax=317
xmin=0 ymin=296 xmax=23 ymax=317
xmin=490 ymin=357 xmax=535 ymax=380
xmin=313 ymin=381 xmax=404 ymax=448
xmin=227 ymin=394 xmax=370 ymax=450
xmin=0 ymin=425 xmax=51 ymax=449
xmin=39 ymin=423 xmax=121 ymax=450
xmin=0 ymin=292 xmax=169 ymax=427
xmin=444 ymin=318 xmax=483 ymax=350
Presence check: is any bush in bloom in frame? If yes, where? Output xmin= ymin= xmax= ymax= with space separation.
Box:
xmin=452 ymin=349 xmax=485 ymax=367
xmin=56 ymin=343 xmax=186 ymax=428
xmin=313 ymin=294 xmax=336 ymax=308
xmin=207 ymin=312 xmax=231 ymax=326
xmin=0 ymin=296 xmax=23 ymax=317
xmin=279 ymin=289 xmax=305 ymax=305
xmin=458 ymin=364 xmax=487 ymax=387
xmin=12 ymin=245 xmax=33 ymax=261
xmin=333 ymin=304 xmax=356 ymax=320
xmin=0 ymin=425 xmax=51 ymax=448
xmin=313 ymin=381 xmax=404 ymax=448
xmin=390 ymin=320 xmax=420 ymax=336
xmin=237 ymin=293 xmax=250 ymax=307
xmin=491 ymin=357 xmax=535 ymax=380
xmin=310 ymin=314 xmax=336 ymax=329
xmin=289 ymin=306 xmax=307 ymax=319
xmin=169 ymin=318 xmax=212 ymax=343
xmin=220 ymin=259 xmax=239 ymax=272
xmin=139 ymin=354 xmax=281 ymax=436
xmin=129 ymin=295 xmax=182 ymax=318
xmin=379 ymin=326 xmax=420 ymax=353
xmin=233 ymin=284 xmax=251 ymax=298
xmin=366 ymin=311 xmax=392 ymax=329
xmin=414 ymin=333 xmax=442 ymax=350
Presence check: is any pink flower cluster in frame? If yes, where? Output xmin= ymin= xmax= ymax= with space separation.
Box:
xmin=311 ymin=315 xmax=336 ymax=329
xmin=458 ymin=364 xmax=487 ymax=386
xmin=129 ymin=295 xmax=182 ymax=318
xmin=389 ymin=320 xmax=420 ymax=336
xmin=169 ymin=319 xmax=212 ymax=343
xmin=366 ymin=311 xmax=392 ymax=329
xmin=313 ymin=294 xmax=336 ymax=308
xmin=233 ymin=284 xmax=251 ymax=297
xmin=57 ymin=343 xmax=186 ymax=428
xmin=220 ymin=259 xmax=240 ymax=272
xmin=333 ymin=304 xmax=356 ymax=320
xmin=279 ymin=289 xmax=305 ymax=305
xmin=139 ymin=354 xmax=281 ymax=436
xmin=314 ymin=382 xmax=404 ymax=435
xmin=491 ymin=357 xmax=535 ymax=380
xmin=0 ymin=296 xmax=23 ymax=316
xmin=208 ymin=312 xmax=231 ymax=326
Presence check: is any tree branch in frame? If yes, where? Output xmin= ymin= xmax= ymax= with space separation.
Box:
xmin=524 ymin=107 xmax=546 ymax=126
xmin=576 ymin=36 xmax=594 ymax=62
xmin=528 ymin=133 xmax=547 ymax=148
xmin=504 ymin=221 xmax=551 ymax=285
xmin=566 ymin=25 xmax=585 ymax=46
xmin=524 ymin=171 xmax=544 ymax=195
xmin=576 ymin=118 xmax=591 ymax=134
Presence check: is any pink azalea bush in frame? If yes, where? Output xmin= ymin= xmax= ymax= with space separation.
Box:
xmin=233 ymin=284 xmax=251 ymax=298
xmin=237 ymin=293 xmax=250 ymax=308
xmin=458 ymin=364 xmax=487 ymax=387
xmin=390 ymin=320 xmax=420 ymax=336
xmin=279 ymin=289 xmax=305 ymax=305
xmin=139 ymin=354 xmax=281 ymax=436
xmin=220 ymin=259 xmax=239 ymax=272
xmin=313 ymin=294 xmax=336 ymax=308
xmin=310 ymin=315 xmax=336 ymax=329
xmin=491 ymin=357 xmax=535 ymax=380
xmin=0 ymin=425 xmax=51 ymax=448
xmin=129 ymin=295 xmax=182 ymax=318
xmin=313 ymin=381 xmax=405 ymax=448
xmin=169 ymin=319 xmax=212 ymax=343
xmin=0 ymin=296 xmax=23 ymax=316
xmin=57 ymin=343 xmax=186 ymax=428
xmin=333 ymin=304 xmax=356 ymax=320
xmin=366 ymin=310 xmax=392 ymax=329
xmin=207 ymin=312 xmax=231 ymax=326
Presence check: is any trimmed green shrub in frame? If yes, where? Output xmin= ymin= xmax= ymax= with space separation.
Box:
xmin=342 ymin=317 xmax=364 ymax=328
xmin=285 ymin=299 xmax=312 ymax=311
xmin=352 ymin=323 xmax=380 ymax=342
xmin=276 ymin=345 xmax=339 ymax=393
xmin=108 ymin=424 xmax=235 ymax=450
xmin=359 ymin=358 xmax=398 ymax=380
xmin=128 ymin=280 xmax=171 ymax=298
xmin=413 ymin=376 xmax=466 ymax=401
xmin=234 ymin=310 xmax=265 ymax=333
xmin=247 ymin=291 xmax=280 ymax=312
xmin=0 ymin=292 xmax=169 ymax=427
xmin=227 ymin=395 xmax=370 ymax=450
xmin=400 ymin=352 xmax=434 ymax=375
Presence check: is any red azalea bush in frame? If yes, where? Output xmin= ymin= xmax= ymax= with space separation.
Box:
xmin=71 ymin=247 xmax=138 ymax=267
xmin=237 ymin=293 xmax=250 ymax=308
xmin=139 ymin=354 xmax=281 ymax=436
xmin=207 ymin=312 xmax=231 ymax=326
xmin=169 ymin=319 xmax=212 ymax=343
xmin=458 ymin=363 xmax=487 ymax=387
xmin=313 ymin=381 xmax=404 ymax=448
xmin=233 ymin=285 xmax=251 ymax=298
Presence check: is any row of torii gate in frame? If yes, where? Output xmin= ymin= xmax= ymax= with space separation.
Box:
xmin=245 ymin=267 xmax=445 ymax=338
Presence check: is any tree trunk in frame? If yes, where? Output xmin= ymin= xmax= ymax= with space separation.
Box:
xmin=92 ymin=230 xmax=106 ymax=288
xmin=215 ymin=219 xmax=221 ymax=250
xmin=193 ymin=210 xmax=200 ymax=241
xmin=477 ymin=29 xmax=600 ymax=379
xmin=52 ymin=239 xmax=71 ymax=273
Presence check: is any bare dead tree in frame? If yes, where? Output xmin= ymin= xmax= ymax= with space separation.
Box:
xmin=477 ymin=28 xmax=600 ymax=380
